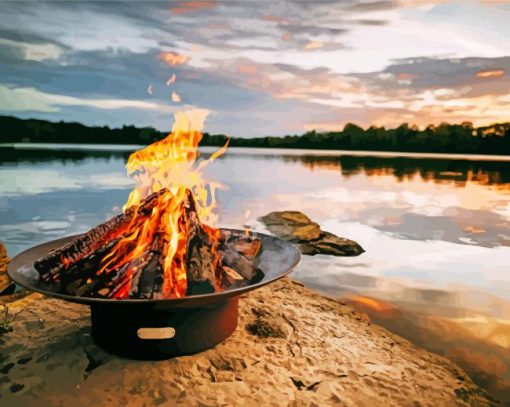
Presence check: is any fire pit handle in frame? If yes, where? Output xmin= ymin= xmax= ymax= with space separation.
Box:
xmin=137 ymin=327 xmax=176 ymax=340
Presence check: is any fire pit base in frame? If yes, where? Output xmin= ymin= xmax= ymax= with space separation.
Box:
xmin=90 ymin=297 xmax=239 ymax=360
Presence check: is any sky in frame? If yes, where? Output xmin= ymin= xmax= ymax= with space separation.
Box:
xmin=0 ymin=0 xmax=510 ymax=137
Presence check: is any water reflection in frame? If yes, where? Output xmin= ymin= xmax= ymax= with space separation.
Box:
xmin=344 ymin=295 xmax=510 ymax=401
xmin=3 ymin=145 xmax=510 ymax=188
xmin=0 ymin=146 xmax=131 ymax=165
xmin=1 ymin=145 xmax=510 ymax=401
xmin=283 ymin=154 xmax=510 ymax=186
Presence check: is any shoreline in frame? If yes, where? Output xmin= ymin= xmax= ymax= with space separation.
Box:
xmin=0 ymin=278 xmax=494 ymax=406
xmin=0 ymin=243 xmax=494 ymax=405
xmin=2 ymin=143 xmax=510 ymax=162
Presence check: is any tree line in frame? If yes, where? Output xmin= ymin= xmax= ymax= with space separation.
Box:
xmin=2 ymin=115 xmax=510 ymax=155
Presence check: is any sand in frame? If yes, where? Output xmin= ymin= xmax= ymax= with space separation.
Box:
xmin=0 ymin=274 xmax=494 ymax=407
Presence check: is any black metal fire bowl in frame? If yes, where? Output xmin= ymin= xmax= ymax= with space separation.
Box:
xmin=7 ymin=229 xmax=301 ymax=360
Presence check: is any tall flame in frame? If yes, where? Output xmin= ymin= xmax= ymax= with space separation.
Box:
xmin=100 ymin=109 xmax=228 ymax=298
xmin=123 ymin=109 xmax=225 ymax=221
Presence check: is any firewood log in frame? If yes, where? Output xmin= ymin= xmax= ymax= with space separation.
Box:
xmin=218 ymin=230 xmax=263 ymax=283
xmin=133 ymin=189 xmax=196 ymax=298
xmin=220 ymin=231 xmax=262 ymax=260
xmin=36 ymin=185 xmax=265 ymax=299
xmin=185 ymin=211 xmax=217 ymax=295
xmin=133 ymin=233 xmax=166 ymax=299
xmin=219 ymin=265 xmax=250 ymax=289
xmin=218 ymin=244 xmax=264 ymax=283
xmin=34 ymin=188 xmax=168 ymax=282
xmin=59 ymin=239 xmax=121 ymax=295
xmin=108 ymin=256 xmax=147 ymax=299
xmin=70 ymin=251 xmax=150 ymax=299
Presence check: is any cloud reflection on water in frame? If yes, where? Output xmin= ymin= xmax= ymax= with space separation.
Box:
xmin=2 ymin=146 xmax=510 ymax=400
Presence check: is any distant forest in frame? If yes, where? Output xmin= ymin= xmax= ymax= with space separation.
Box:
xmin=2 ymin=115 xmax=510 ymax=155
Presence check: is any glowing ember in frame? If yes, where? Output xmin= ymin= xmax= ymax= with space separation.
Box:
xmin=166 ymin=74 xmax=176 ymax=86
xmin=171 ymin=90 xmax=182 ymax=102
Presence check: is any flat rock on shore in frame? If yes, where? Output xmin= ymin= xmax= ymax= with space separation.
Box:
xmin=0 ymin=253 xmax=493 ymax=406
xmin=259 ymin=211 xmax=364 ymax=256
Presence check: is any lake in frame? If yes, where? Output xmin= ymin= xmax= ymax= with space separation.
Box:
xmin=1 ymin=144 xmax=510 ymax=400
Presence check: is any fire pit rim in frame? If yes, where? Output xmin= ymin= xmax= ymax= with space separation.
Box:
xmin=7 ymin=228 xmax=301 ymax=306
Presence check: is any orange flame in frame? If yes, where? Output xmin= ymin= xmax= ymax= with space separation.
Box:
xmin=166 ymin=74 xmax=176 ymax=86
xmin=99 ymin=109 xmax=228 ymax=298
xmin=61 ymin=255 xmax=72 ymax=269
xmin=171 ymin=90 xmax=181 ymax=102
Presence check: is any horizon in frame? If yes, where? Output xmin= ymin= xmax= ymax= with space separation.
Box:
xmin=1 ymin=1 xmax=510 ymax=138
xmin=2 ymin=113 xmax=510 ymax=140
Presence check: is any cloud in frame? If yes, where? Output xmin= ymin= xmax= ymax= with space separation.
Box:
xmin=159 ymin=51 xmax=189 ymax=66
xmin=0 ymin=2 xmax=166 ymax=53
xmin=0 ymin=37 xmax=62 ymax=61
xmin=304 ymin=41 xmax=324 ymax=50
xmin=1 ymin=0 xmax=510 ymax=136
xmin=169 ymin=1 xmax=218 ymax=14
xmin=0 ymin=85 xmax=175 ymax=113
xmin=476 ymin=69 xmax=505 ymax=78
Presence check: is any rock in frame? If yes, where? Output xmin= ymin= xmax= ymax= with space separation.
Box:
xmin=0 ymin=243 xmax=11 ymax=293
xmin=292 ymin=224 xmax=322 ymax=242
xmin=0 ymin=277 xmax=493 ymax=406
xmin=0 ymin=243 xmax=27 ymax=300
xmin=259 ymin=211 xmax=364 ymax=256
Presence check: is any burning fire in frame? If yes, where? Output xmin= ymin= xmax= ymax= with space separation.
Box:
xmin=99 ymin=109 xmax=228 ymax=298
xmin=171 ymin=90 xmax=182 ymax=103
xmin=166 ymin=74 xmax=176 ymax=86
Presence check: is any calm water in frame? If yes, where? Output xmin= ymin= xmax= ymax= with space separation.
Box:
xmin=1 ymin=144 xmax=510 ymax=399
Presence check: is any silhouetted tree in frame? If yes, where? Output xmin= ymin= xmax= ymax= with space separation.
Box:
xmin=2 ymin=115 xmax=510 ymax=155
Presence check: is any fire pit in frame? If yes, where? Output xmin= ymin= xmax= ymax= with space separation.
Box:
xmin=6 ymin=109 xmax=301 ymax=359
xmin=7 ymin=229 xmax=300 ymax=359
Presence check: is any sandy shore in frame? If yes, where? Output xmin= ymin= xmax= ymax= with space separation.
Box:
xmin=0 ymin=267 xmax=494 ymax=406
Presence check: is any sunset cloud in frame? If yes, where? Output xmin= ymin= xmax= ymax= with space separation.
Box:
xmin=159 ymin=51 xmax=189 ymax=66
xmin=304 ymin=41 xmax=324 ymax=50
xmin=0 ymin=0 xmax=509 ymax=136
xmin=169 ymin=1 xmax=217 ymax=15
xmin=475 ymin=69 xmax=505 ymax=78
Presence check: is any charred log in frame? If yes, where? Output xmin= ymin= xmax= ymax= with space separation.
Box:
xmin=219 ymin=244 xmax=263 ymax=284
xmin=219 ymin=265 xmax=250 ymax=289
xmin=133 ymin=233 xmax=166 ymax=299
xmin=74 ymin=252 xmax=150 ymax=299
xmin=34 ymin=186 xmax=265 ymax=299
xmin=34 ymin=188 xmax=168 ymax=283
xmin=220 ymin=231 xmax=262 ymax=260
xmin=185 ymin=211 xmax=217 ymax=296
xmin=59 ymin=239 xmax=121 ymax=296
